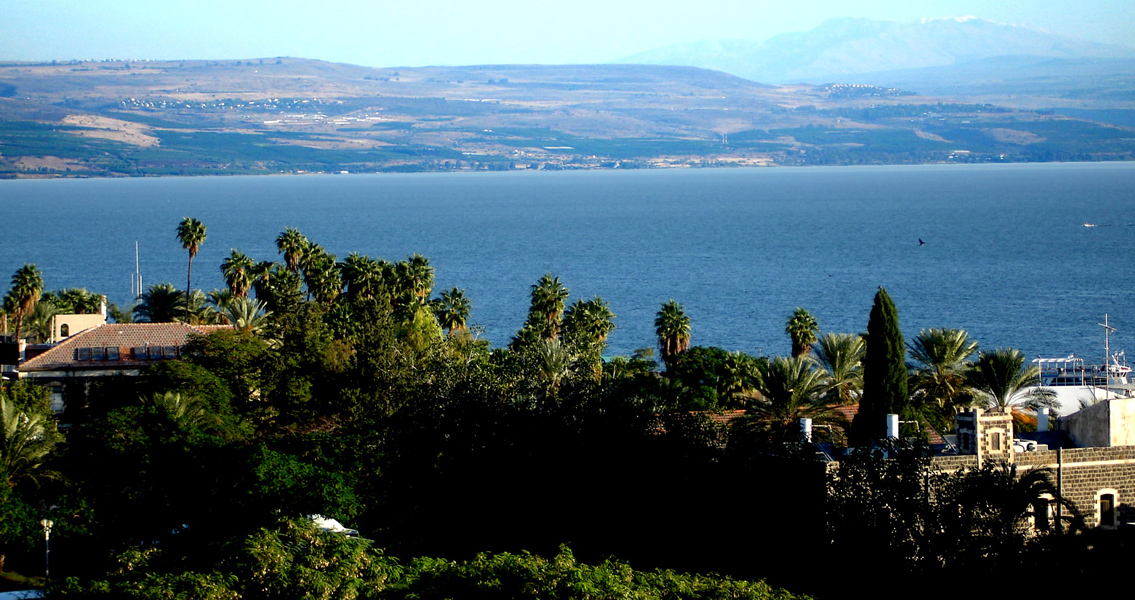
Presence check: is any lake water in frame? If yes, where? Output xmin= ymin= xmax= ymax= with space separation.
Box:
xmin=2 ymin=162 xmax=1134 ymax=361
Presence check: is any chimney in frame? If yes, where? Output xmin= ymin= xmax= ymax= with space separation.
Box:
xmin=100 ymin=295 xmax=107 ymax=318
xmin=886 ymin=414 xmax=900 ymax=439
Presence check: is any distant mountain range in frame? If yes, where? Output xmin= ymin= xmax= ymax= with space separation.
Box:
xmin=3 ymin=57 xmax=1134 ymax=178
xmin=616 ymin=17 xmax=1135 ymax=108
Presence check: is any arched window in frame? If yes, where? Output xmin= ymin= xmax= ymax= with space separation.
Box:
xmin=1032 ymin=494 xmax=1054 ymax=532
xmin=60 ymin=323 xmax=69 ymax=338
xmin=1097 ymin=489 xmax=1119 ymax=528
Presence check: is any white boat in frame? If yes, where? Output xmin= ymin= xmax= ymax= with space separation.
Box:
xmin=1032 ymin=353 xmax=1133 ymax=416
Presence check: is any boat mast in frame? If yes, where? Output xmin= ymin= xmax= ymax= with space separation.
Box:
xmin=133 ymin=241 xmax=142 ymax=300
xmin=1100 ymin=314 xmax=1116 ymax=394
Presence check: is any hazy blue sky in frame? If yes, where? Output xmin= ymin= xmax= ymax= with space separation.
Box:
xmin=3 ymin=0 xmax=1133 ymax=66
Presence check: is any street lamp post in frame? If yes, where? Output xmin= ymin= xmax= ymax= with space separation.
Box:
xmin=40 ymin=518 xmax=52 ymax=587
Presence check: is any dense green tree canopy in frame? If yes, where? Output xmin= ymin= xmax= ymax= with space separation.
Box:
xmin=855 ymin=287 xmax=908 ymax=443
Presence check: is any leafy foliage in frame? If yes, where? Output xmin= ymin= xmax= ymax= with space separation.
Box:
xmin=855 ymin=287 xmax=908 ymax=443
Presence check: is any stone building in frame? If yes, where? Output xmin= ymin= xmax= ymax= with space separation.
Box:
xmin=936 ymin=405 xmax=1135 ymax=528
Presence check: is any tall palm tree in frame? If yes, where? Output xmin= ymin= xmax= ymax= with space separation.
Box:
xmin=969 ymin=348 xmax=1056 ymax=413
xmin=434 ymin=287 xmax=472 ymax=336
xmin=221 ymin=250 xmax=256 ymax=298
xmin=276 ymin=227 xmax=309 ymax=274
xmin=908 ymin=328 xmax=980 ymax=428
xmin=301 ymin=246 xmax=341 ymax=304
xmin=529 ymin=273 xmax=569 ymax=340
xmin=655 ymin=299 xmax=691 ymax=369
xmin=5 ymin=264 xmax=43 ymax=343
xmin=249 ymin=260 xmax=278 ymax=300
xmin=562 ymin=297 xmax=616 ymax=349
xmin=786 ymin=307 xmax=820 ymax=358
xmin=813 ymin=332 xmax=866 ymax=405
xmin=176 ymin=217 xmax=207 ymax=321
xmin=397 ymin=254 xmax=435 ymax=302
xmin=339 ymin=253 xmax=385 ymax=302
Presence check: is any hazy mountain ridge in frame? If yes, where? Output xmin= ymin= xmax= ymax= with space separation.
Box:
xmin=617 ymin=17 xmax=1135 ymax=93
xmin=1 ymin=57 xmax=1133 ymax=178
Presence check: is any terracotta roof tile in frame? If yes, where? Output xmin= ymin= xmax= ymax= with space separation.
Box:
xmin=19 ymin=323 xmax=221 ymax=372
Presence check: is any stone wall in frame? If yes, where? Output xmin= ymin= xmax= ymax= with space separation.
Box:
xmin=1013 ymin=446 xmax=1135 ymax=528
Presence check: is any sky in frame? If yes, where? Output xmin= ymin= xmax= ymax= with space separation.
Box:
xmin=2 ymin=0 xmax=1133 ymax=67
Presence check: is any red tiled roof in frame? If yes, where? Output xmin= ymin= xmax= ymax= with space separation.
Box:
xmin=832 ymin=403 xmax=948 ymax=446
xmin=19 ymin=323 xmax=224 ymax=372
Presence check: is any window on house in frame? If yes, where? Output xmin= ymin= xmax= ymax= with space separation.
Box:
xmin=76 ymin=347 xmax=91 ymax=361
xmin=106 ymin=347 xmax=120 ymax=360
xmin=60 ymin=324 xmax=69 ymax=338
xmin=991 ymin=432 xmax=1002 ymax=451
xmin=1032 ymin=499 xmax=1052 ymax=532
xmin=132 ymin=347 xmax=147 ymax=359
xmin=163 ymin=346 xmax=178 ymax=358
xmin=1101 ymin=494 xmax=1116 ymax=527
xmin=148 ymin=346 xmax=162 ymax=359
xmin=92 ymin=347 xmax=106 ymax=360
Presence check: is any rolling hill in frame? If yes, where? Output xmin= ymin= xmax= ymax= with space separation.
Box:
xmin=1 ymin=57 xmax=1133 ymax=177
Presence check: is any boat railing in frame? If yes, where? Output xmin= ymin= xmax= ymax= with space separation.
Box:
xmin=1033 ymin=356 xmax=1087 ymax=387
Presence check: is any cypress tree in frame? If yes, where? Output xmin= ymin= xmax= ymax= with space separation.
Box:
xmin=853 ymin=286 xmax=908 ymax=444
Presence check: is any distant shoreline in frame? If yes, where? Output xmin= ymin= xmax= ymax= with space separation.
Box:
xmin=9 ymin=157 xmax=1135 ymax=182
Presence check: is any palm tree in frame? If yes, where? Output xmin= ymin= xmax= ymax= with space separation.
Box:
xmin=220 ymin=297 xmax=271 ymax=333
xmin=134 ymin=283 xmax=184 ymax=323
xmin=5 ymin=264 xmax=43 ymax=343
xmin=46 ymin=288 xmax=102 ymax=314
xmin=24 ymin=300 xmax=60 ymax=344
xmin=908 ymin=328 xmax=980 ymax=428
xmin=181 ymin=289 xmax=214 ymax=325
xmin=221 ymin=250 xmax=256 ymax=298
xmin=655 ymin=299 xmax=691 ymax=369
xmin=434 ymin=287 xmax=472 ymax=336
xmin=249 ymin=260 xmax=278 ymax=300
xmin=144 ymin=391 xmax=219 ymax=429
xmin=276 ymin=227 xmax=309 ymax=274
xmin=786 ymin=307 xmax=819 ymax=358
xmin=739 ymin=354 xmax=843 ymax=446
xmin=301 ymin=246 xmax=341 ymax=304
xmin=562 ymin=297 xmax=616 ymax=349
xmin=176 ymin=217 xmax=207 ymax=321
xmin=813 ymin=332 xmax=866 ymax=405
xmin=969 ymin=348 xmax=1056 ymax=413
xmin=396 ymin=254 xmax=435 ymax=302
xmin=339 ymin=253 xmax=385 ymax=302
xmin=529 ymin=274 xmax=570 ymax=340
xmin=749 ymin=355 xmax=833 ymax=426
xmin=1 ymin=392 xmax=58 ymax=486
xmin=207 ymin=288 xmax=235 ymax=312
xmin=535 ymin=338 xmax=574 ymax=400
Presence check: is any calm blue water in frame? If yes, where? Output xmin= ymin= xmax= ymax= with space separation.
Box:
xmin=2 ymin=163 xmax=1134 ymax=360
